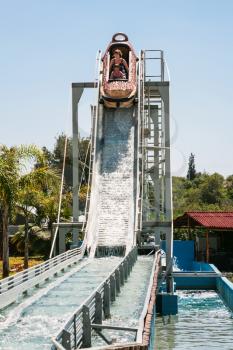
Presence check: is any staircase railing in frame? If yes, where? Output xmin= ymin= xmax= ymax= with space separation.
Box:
xmin=135 ymin=50 xmax=145 ymax=242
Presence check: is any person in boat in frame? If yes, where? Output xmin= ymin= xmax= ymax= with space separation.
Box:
xmin=109 ymin=49 xmax=129 ymax=78
xmin=110 ymin=64 xmax=125 ymax=80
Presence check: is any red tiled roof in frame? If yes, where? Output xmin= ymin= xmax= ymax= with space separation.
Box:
xmin=174 ymin=211 xmax=233 ymax=230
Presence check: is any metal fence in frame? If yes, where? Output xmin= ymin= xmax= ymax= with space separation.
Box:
xmin=52 ymin=247 xmax=138 ymax=350
xmin=0 ymin=243 xmax=86 ymax=309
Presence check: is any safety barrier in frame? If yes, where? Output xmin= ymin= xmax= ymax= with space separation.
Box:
xmin=0 ymin=243 xmax=86 ymax=309
xmin=52 ymin=247 xmax=138 ymax=350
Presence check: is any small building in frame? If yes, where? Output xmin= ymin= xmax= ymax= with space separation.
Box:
xmin=174 ymin=211 xmax=233 ymax=271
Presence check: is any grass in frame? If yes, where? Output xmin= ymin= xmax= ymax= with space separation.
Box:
xmin=0 ymin=256 xmax=45 ymax=279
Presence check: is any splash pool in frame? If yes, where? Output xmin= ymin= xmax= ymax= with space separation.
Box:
xmin=155 ymin=290 xmax=233 ymax=349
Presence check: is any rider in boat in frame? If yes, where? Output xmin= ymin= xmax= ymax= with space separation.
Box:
xmin=110 ymin=64 xmax=125 ymax=79
xmin=109 ymin=49 xmax=129 ymax=79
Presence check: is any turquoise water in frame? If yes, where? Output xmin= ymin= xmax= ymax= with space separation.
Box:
xmin=93 ymin=256 xmax=154 ymax=346
xmin=155 ymin=290 xmax=233 ymax=350
xmin=0 ymin=257 xmax=120 ymax=350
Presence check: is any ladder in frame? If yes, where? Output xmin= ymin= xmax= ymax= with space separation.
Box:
xmin=138 ymin=50 xmax=168 ymax=234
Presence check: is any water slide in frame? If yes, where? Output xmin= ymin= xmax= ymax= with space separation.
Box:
xmin=0 ymin=34 xmax=143 ymax=348
xmin=86 ymin=106 xmax=138 ymax=257
xmin=0 ymin=257 xmax=121 ymax=349
xmin=0 ymin=106 xmax=140 ymax=349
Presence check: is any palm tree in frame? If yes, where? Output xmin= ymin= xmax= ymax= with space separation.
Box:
xmin=18 ymin=165 xmax=59 ymax=269
xmin=0 ymin=146 xmax=20 ymax=277
xmin=38 ymin=191 xmax=71 ymax=237
xmin=17 ymin=164 xmax=60 ymax=269
xmin=0 ymin=145 xmax=49 ymax=277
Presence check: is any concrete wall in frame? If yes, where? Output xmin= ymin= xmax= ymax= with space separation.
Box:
xmin=161 ymin=240 xmax=194 ymax=271
xmin=211 ymin=264 xmax=233 ymax=312
xmin=161 ymin=240 xmax=233 ymax=312
xmin=216 ymin=277 xmax=233 ymax=312
xmin=174 ymin=276 xmax=216 ymax=290
xmin=175 ymin=262 xmax=216 ymax=289
xmin=192 ymin=262 xmax=214 ymax=271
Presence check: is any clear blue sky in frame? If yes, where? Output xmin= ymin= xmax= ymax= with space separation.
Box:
xmin=1 ymin=0 xmax=233 ymax=177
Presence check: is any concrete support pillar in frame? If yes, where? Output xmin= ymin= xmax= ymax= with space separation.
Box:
xmin=72 ymin=86 xmax=84 ymax=244
xmin=159 ymin=85 xmax=173 ymax=293
xmin=151 ymin=106 xmax=161 ymax=248
xmin=206 ymin=231 xmax=209 ymax=263
xmin=59 ymin=228 xmax=66 ymax=254
xmin=150 ymin=106 xmax=160 ymax=221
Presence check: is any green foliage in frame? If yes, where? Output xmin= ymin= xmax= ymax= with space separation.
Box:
xmin=187 ymin=153 xmax=196 ymax=181
xmin=11 ymin=225 xmax=50 ymax=257
xmin=42 ymin=133 xmax=90 ymax=189
xmin=0 ymin=136 xmax=91 ymax=274
xmin=225 ymin=175 xmax=233 ymax=201
xmin=173 ymin=172 xmax=233 ymax=219
xmin=0 ymin=145 xmax=48 ymax=276
xmin=0 ymin=146 xmax=21 ymax=213
xmin=199 ymin=173 xmax=225 ymax=204
xmin=41 ymin=133 xmax=90 ymax=214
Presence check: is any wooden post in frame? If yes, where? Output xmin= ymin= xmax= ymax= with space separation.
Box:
xmin=128 ymin=255 xmax=132 ymax=272
xmin=188 ymin=216 xmax=191 ymax=240
xmin=82 ymin=305 xmax=91 ymax=348
xmin=120 ymin=265 xmax=124 ymax=285
xmin=115 ymin=269 xmax=120 ymax=294
xmin=110 ymin=275 xmax=116 ymax=302
xmin=62 ymin=330 xmax=71 ymax=350
xmin=206 ymin=231 xmax=209 ymax=263
xmin=94 ymin=292 xmax=103 ymax=324
xmin=103 ymin=282 xmax=110 ymax=318
xmin=123 ymin=260 xmax=128 ymax=281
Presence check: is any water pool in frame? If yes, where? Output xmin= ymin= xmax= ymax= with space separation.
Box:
xmin=155 ymin=290 xmax=233 ymax=349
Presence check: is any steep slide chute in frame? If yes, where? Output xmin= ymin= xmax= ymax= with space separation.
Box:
xmin=86 ymin=106 xmax=138 ymax=257
xmin=85 ymin=33 xmax=139 ymax=257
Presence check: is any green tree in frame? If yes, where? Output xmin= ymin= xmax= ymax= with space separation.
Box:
xmin=200 ymin=173 xmax=226 ymax=205
xmin=41 ymin=133 xmax=91 ymax=215
xmin=172 ymin=172 xmax=233 ymax=219
xmin=225 ymin=175 xmax=233 ymax=201
xmin=0 ymin=145 xmax=39 ymax=277
xmin=18 ymin=164 xmax=60 ymax=269
xmin=0 ymin=147 xmax=21 ymax=277
xmin=35 ymin=190 xmax=72 ymax=243
xmin=187 ymin=153 xmax=196 ymax=181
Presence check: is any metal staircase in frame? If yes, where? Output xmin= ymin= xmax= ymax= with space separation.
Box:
xmin=142 ymin=50 xmax=166 ymax=223
xmin=136 ymin=50 xmax=174 ymax=292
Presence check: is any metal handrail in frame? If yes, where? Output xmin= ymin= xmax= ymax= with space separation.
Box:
xmin=52 ymin=247 xmax=138 ymax=350
xmin=0 ymin=242 xmax=86 ymax=309
xmin=143 ymin=49 xmax=165 ymax=82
